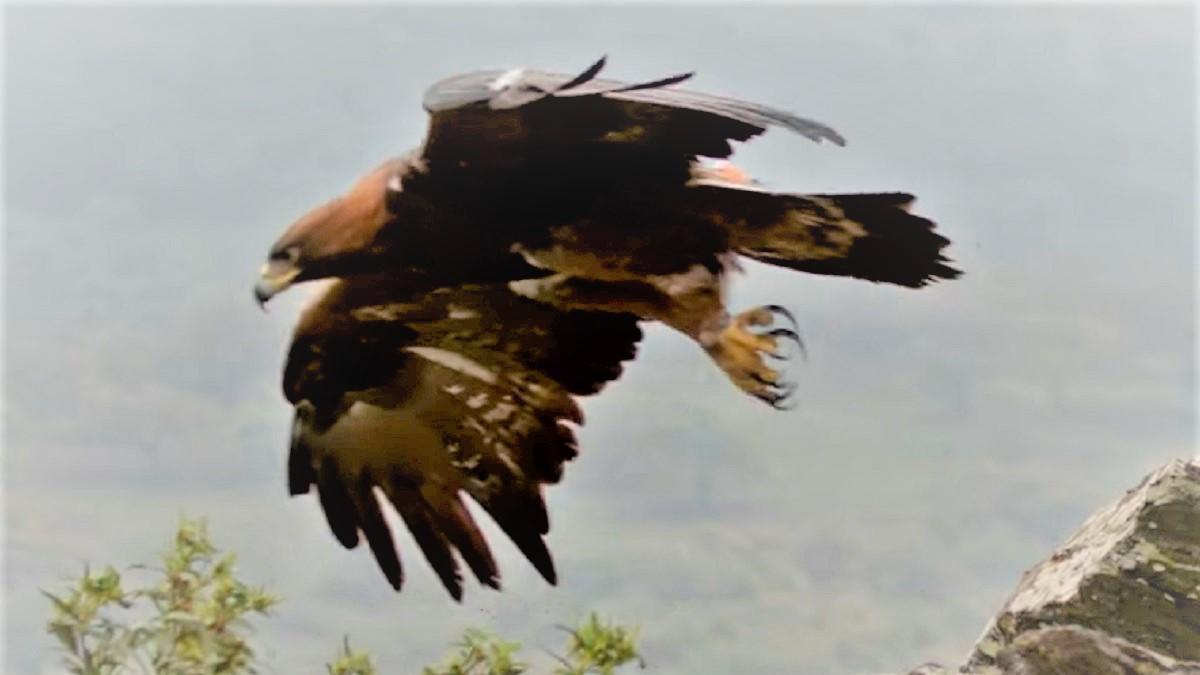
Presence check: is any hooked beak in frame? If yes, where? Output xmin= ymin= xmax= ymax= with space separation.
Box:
xmin=254 ymin=261 xmax=301 ymax=309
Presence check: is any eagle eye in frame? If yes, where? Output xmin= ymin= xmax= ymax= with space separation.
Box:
xmin=271 ymin=246 xmax=300 ymax=263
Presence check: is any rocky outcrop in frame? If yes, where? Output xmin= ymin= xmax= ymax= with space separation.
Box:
xmin=990 ymin=626 xmax=1200 ymax=675
xmin=904 ymin=627 xmax=1200 ymax=675
xmin=901 ymin=458 xmax=1200 ymax=675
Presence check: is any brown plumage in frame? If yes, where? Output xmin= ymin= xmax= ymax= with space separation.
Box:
xmin=256 ymin=57 xmax=960 ymax=598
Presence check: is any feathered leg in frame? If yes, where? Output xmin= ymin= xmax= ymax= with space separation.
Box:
xmin=509 ymin=265 xmax=803 ymax=408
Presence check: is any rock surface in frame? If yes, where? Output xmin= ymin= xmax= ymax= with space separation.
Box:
xmin=990 ymin=626 xmax=1200 ymax=675
xmin=898 ymin=458 xmax=1200 ymax=675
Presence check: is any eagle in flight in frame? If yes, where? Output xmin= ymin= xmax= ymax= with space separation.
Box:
xmin=254 ymin=57 xmax=959 ymax=600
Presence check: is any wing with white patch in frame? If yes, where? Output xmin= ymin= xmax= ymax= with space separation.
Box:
xmin=281 ymin=276 xmax=641 ymax=599
xmin=419 ymin=56 xmax=844 ymax=181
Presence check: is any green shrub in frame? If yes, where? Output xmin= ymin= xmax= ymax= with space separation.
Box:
xmin=43 ymin=517 xmax=277 ymax=674
xmin=44 ymin=518 xmax=642 ymax=674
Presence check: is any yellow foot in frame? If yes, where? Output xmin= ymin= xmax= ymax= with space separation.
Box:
xmin=705 ymin=305 xmax=805 ymax=409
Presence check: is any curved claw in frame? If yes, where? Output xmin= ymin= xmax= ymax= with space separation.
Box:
xmin=767 ymin=327 xmax=808 ymax=362
xmin=770 ymin=392 xmax=799 ymax=411
xmin=750 ymin=371 xmax=778 ymax=386
xmin=763 ymin=304 xmax=798 ymax=331
xmin=753 ymin=380 xmax=797 ymax=410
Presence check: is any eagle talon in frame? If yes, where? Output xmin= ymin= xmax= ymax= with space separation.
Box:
xmin=708 ymin=305 xmax=805 ymax=409
xmin=751 ymin=371 xmax=778 ymax=386
xmin=753 ymin=381 xmax=797 ymax=410
xmin=766 ymin=327 xmax=808 ymax=362
xmin=763 ymin=304 xmax=798 ymax=331
xmin=770 ymin=394 xmax=798 ymax=411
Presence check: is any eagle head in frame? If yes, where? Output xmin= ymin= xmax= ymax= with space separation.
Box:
xmin=255 ymin=157 xmax=410 ymax=307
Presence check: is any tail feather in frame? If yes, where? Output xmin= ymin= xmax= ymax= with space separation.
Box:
xmin=719 ymin=188 xmax=961 ymax=288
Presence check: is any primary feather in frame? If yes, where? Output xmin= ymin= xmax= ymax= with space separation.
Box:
xmin=282 ymin=277 xmax=640 ymax=597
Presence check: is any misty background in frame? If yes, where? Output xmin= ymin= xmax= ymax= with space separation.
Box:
xmin=5 ymin=5 xmax=1194 ymax=674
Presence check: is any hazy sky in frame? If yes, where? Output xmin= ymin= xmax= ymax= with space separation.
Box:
xmin=5 ymin=5 xmax=1195 ymax=674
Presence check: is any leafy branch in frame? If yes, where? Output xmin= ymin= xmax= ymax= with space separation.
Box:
xmin=45 ymin=517 xmax=641 ymax=674
xmin=44 ymin=517 xmax=277 ymax=675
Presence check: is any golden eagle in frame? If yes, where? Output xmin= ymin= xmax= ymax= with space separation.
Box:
xmin=254 ymin=58 xmax=959 ymax=600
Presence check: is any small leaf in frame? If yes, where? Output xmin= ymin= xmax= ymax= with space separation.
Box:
xmin=47 ymin=622 xmax=78 ymax=652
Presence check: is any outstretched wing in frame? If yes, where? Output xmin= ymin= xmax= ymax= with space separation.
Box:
xmin=282 ymin=275 xmax=641 ymax=599
xmin=419 ymin=56 xmax=844 ymax=182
